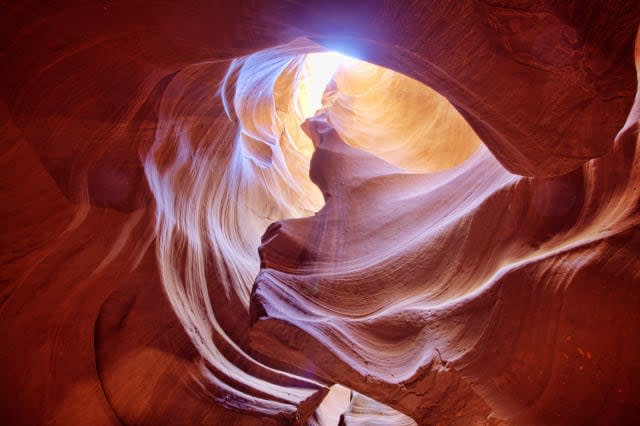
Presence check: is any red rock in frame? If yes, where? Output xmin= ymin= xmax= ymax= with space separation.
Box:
xmin=2 ymin=1 xmax=639 ymax=425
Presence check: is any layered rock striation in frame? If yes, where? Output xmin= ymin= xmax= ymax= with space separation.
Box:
xmin=2 ymin=1 xmax=639 ymax=425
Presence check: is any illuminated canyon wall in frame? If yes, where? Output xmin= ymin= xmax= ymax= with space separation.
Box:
xmin=1 ymin=1 xmax=640 ymax=425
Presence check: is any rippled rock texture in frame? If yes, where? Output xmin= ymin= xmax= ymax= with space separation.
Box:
xmin=2 ymin=1 xmax=640 ymax=425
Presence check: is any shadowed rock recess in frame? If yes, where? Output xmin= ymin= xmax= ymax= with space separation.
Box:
xmin=1 ymin=1 xmax=639 ymax=425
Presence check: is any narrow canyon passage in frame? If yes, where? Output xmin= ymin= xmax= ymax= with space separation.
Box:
xmin=1 ymin=1 xmax=640 ymax=425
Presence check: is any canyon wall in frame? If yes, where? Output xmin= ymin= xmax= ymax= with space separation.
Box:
xmin=1 ymin=1 xmax=639 ymax=424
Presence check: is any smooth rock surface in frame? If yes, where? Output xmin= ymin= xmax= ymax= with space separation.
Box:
xmin=2 ymin=1 xmax=639 ymax=425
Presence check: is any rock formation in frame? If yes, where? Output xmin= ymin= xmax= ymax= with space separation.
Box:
xmin=1 ymin=1 xmax=639 ymax=425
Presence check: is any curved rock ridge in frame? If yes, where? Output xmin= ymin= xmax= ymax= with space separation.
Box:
xmin=141 ymin=39 xmax=332 ymax=423
xmin=251 ymin=92 xmax=640 ymax=423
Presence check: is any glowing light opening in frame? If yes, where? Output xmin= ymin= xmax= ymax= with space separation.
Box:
xmin=299 ymin=51 xmax=358 ymax=119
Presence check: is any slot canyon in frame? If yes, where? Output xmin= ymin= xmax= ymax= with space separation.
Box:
xmin=2 ymin=1 xmax=640 ymax=425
